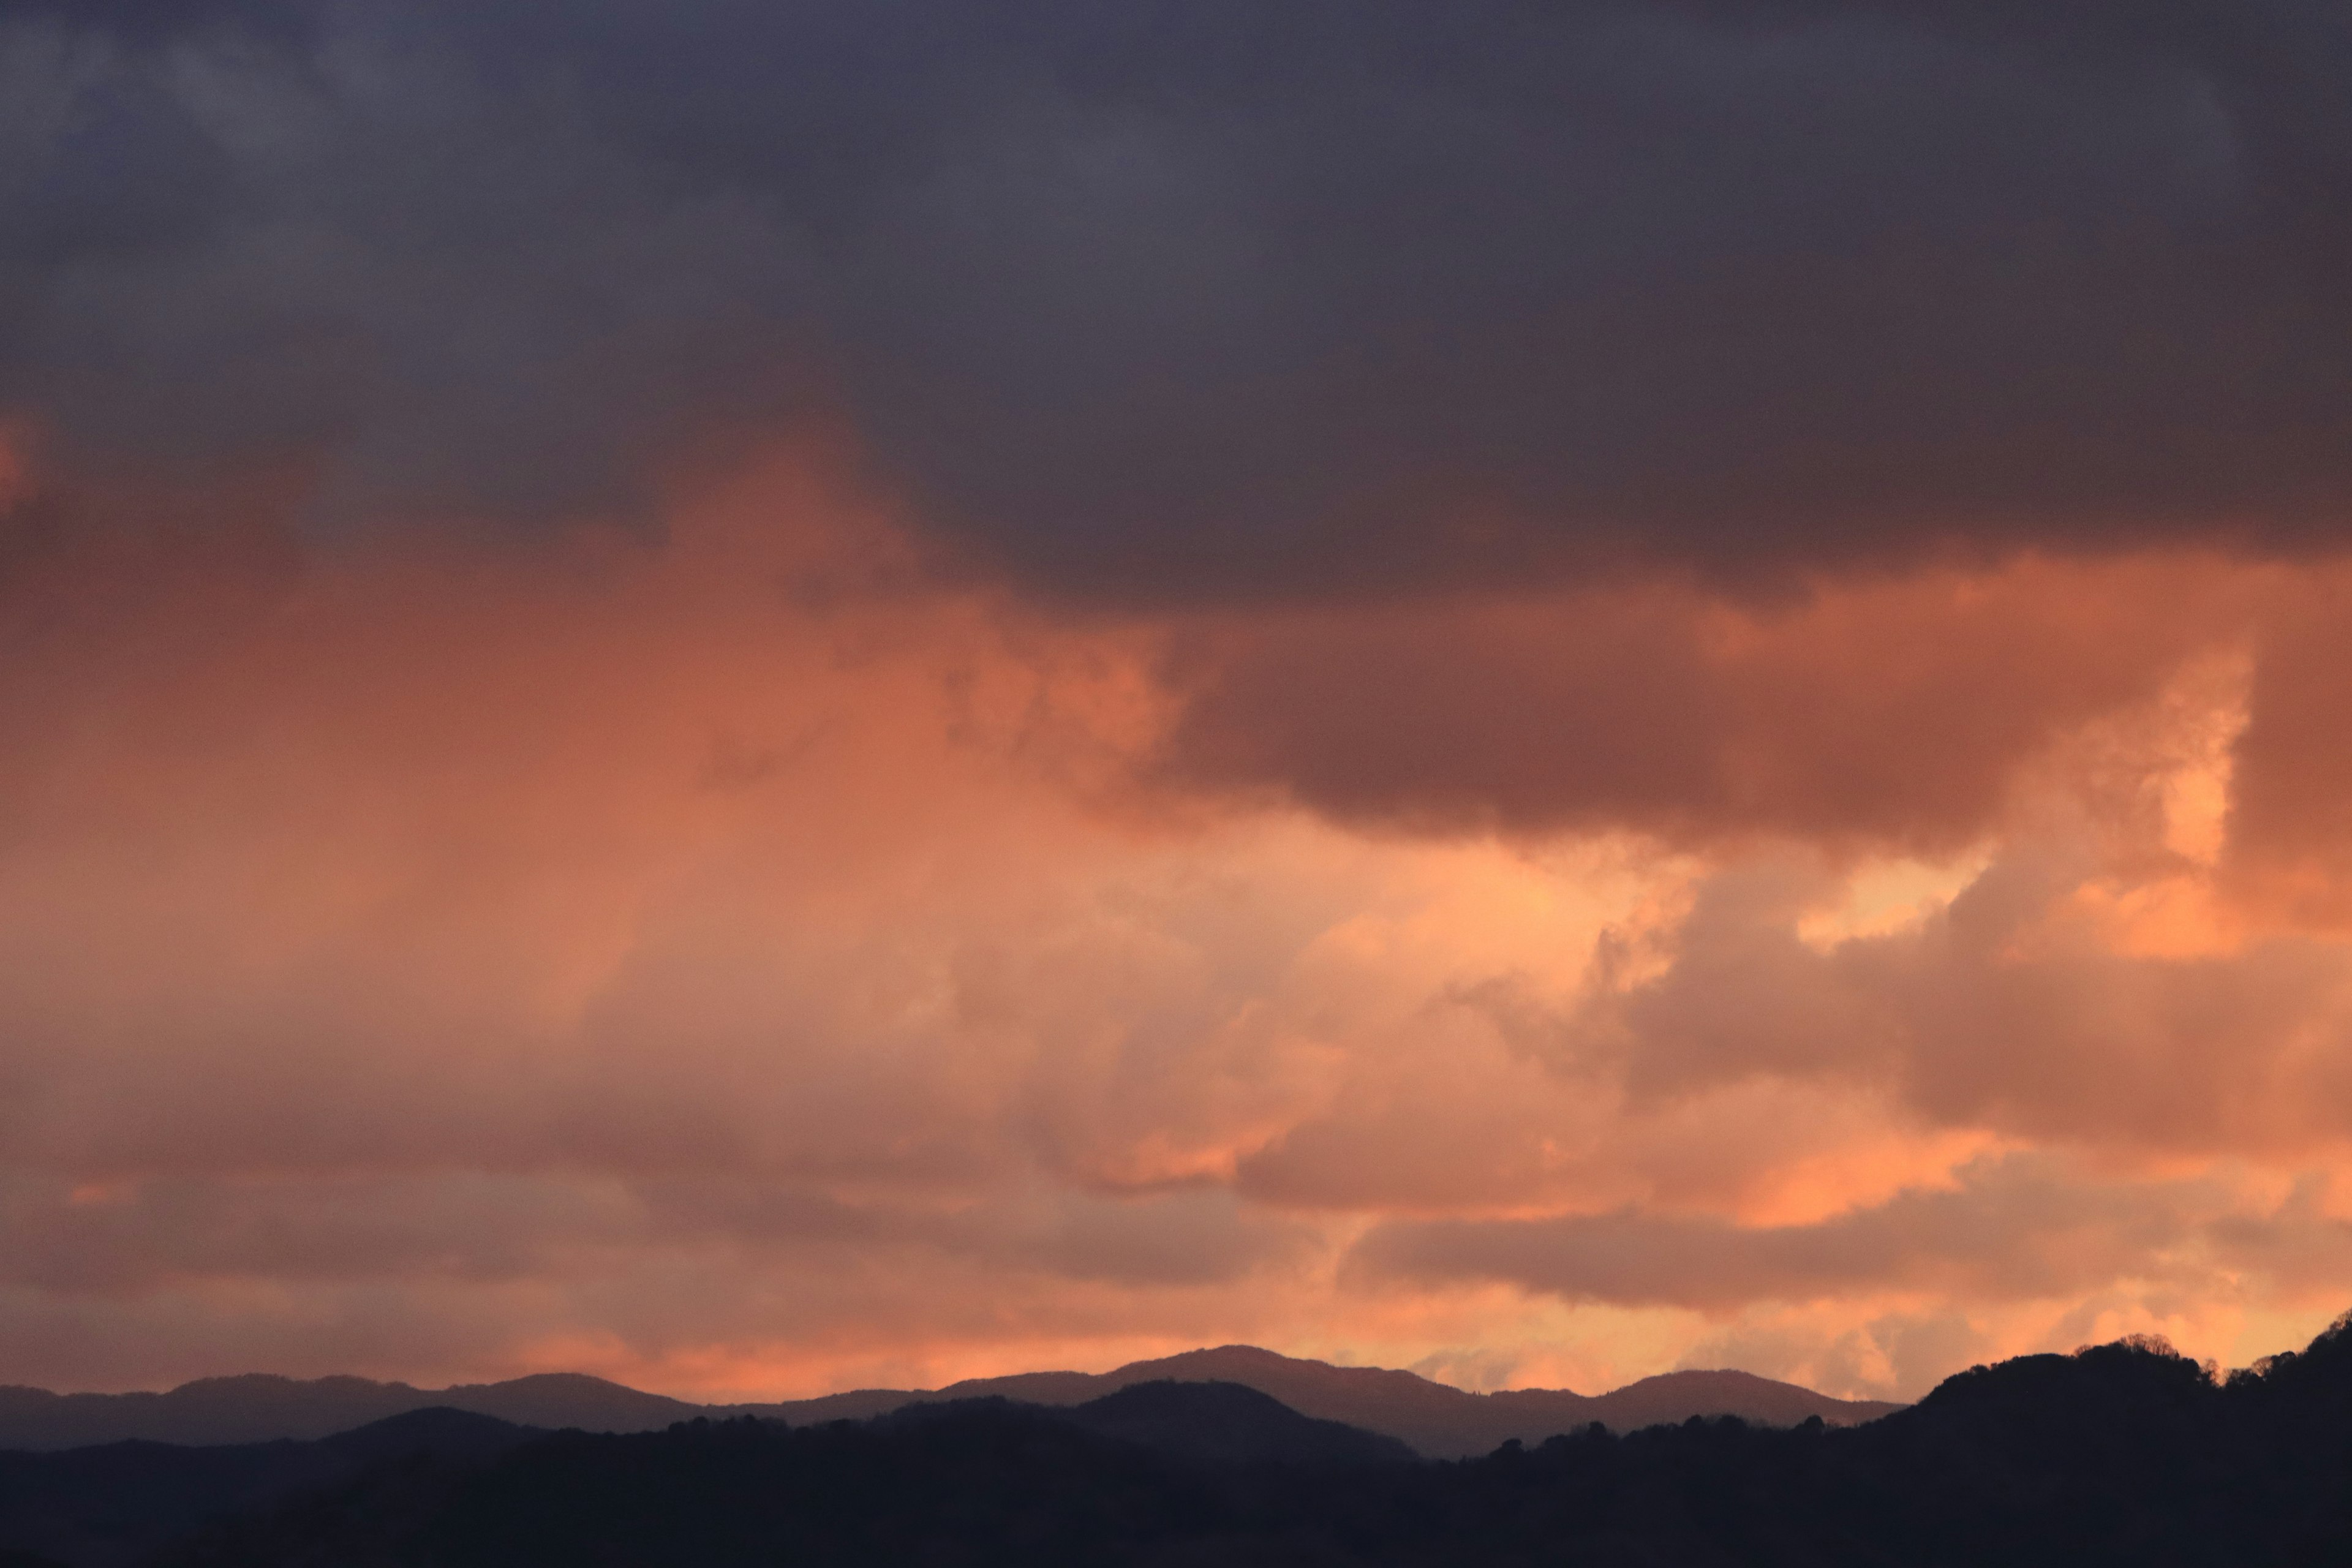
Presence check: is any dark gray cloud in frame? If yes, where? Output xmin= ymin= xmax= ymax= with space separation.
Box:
xmin=5 ymin=1 xmax=2348 ymax=595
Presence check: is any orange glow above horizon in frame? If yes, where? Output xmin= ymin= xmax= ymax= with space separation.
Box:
xmin=6 ymin=441 xmax=2352 ymax=1406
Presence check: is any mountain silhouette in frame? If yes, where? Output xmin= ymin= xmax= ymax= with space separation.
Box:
xmin=126 ymin=1313 xmax=2352 ymax=1568
xmin=888 ymin=1380 xmax=1419 ymax=1468
xmin=0 ymin=1349 xmax=1897 ymax=1458
xmin=0 ymin=1408 xmax=540 ymax=1568
xmin=773 ymin=1344 xmax=1901 ymax=1457
xmin=0 ymin=1373 xmax=698 ymax=1451
xmin=0 ymin=1389 xmax=1414 ymax=1568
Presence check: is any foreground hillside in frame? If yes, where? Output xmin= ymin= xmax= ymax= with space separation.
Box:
xmin=0 ymin=1350 xmax=1896 ymax=1457
xmin=0 ymin=1409 xmax=535 ymax=1568
xmin=55 ymin=1316 xmax=2352 ymax=1567
xmin=0 ymin=1385 xmax=1402 ymax=1567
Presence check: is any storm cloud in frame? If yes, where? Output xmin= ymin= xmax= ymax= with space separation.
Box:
xmin=6 ymin=0 xmax=2350 ymax=595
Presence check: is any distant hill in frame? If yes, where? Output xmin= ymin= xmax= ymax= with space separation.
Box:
xmin=770 ymin=1344 xmax=1902 ymax=1457
xmin=0 ymin=1349 xmax=1898 ymax=1458
xmin=889 ymin=1380 xmax=1419 ymax=1468
xmin=137 ymin=1316 xmax=2352 ymax=1568
xmin=0 ymin=1374 xmax=698 ymax=1452
xmin=0 ymin=1384 xmax=1409 ymax=1567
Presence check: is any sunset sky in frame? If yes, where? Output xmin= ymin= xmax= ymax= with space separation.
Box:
xmin=6 ymin=0 xmax=2352 ymax=1406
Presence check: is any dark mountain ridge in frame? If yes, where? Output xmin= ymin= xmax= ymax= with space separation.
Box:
xmin=875 ymin=1346 xmax=1901 ymax=1458
xmin=134 ymin=1313 xmax=2352 ymax=1568
xmin=0 ymin=1408 xmax=542 ymax=1568
xmin=0 ymin=1381 xmax=1405 ymax=1567
xmin=0 ymin=1374 xmax=696 ymax=1452
xmin=0 ymin=1347 xmax=1898 ymax=1459
xmin=886 ymin=1380 xmax=1419 ymax=1469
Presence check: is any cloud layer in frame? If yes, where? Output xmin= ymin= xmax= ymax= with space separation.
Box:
xmin=7 ymin=2 xmax=2352 ymax=1405
xmin=3 ymin=435 xmax=2352 ymax=1401
xmin=5 ymin=1 xmax=2351 ymax=595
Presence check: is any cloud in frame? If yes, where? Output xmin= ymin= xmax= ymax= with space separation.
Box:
xmin=2223 ymin=579 xmax=2352 ymax=922
xmin=1352 ymin=1153 xmax=2223 ymax=1310
xmin=11 ymin=0 xmax=2352 ymax=1403
xmin=1156 ymin=555 xmax=2262 ymax=846
xmin=1540 ymin=840 xmax=2352 ymax=1156
xmin=3 ymin=2 xmax=2349 ymax=597
xmin=1353 ymin=1151 xmax=2352 ymax=1355
xmin=0 ymin=451 xmax=1536 ymax=1390
xmin=13 ymin=437 xmax=2352 ymax=1402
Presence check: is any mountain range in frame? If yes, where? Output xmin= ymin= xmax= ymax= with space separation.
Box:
xmin=0 ymin=1382 xmax=1411 ymax=1567
xmin=9 ymin=1321 xmax=2352 ymax=1567
xmin=0 ymin=1348 xmax=1899 ymax=1459
xmin=126 ymin=1319 xmax=2352 ymax=1567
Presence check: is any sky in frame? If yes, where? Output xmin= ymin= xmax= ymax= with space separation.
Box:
xmin=4 ymin=0 xmax=2352 ymax=1404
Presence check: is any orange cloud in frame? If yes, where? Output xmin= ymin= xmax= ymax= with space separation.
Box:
xmin=1156 ymin=554 xmax=2271 ymax=850
xmin=9 ymin=449 xmax=2352 ymax=1403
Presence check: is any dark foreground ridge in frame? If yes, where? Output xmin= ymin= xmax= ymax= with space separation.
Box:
xmin=4 ymin=1316 xmax=2352 ymax=1567
xmin=0 ymin=1383 xmax=1392 ymax=1567
xmin=0 ymin=1347 xmax=1897 ymax=1458
xmin=0 ymin=1408 xmax=538 ymax=1568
